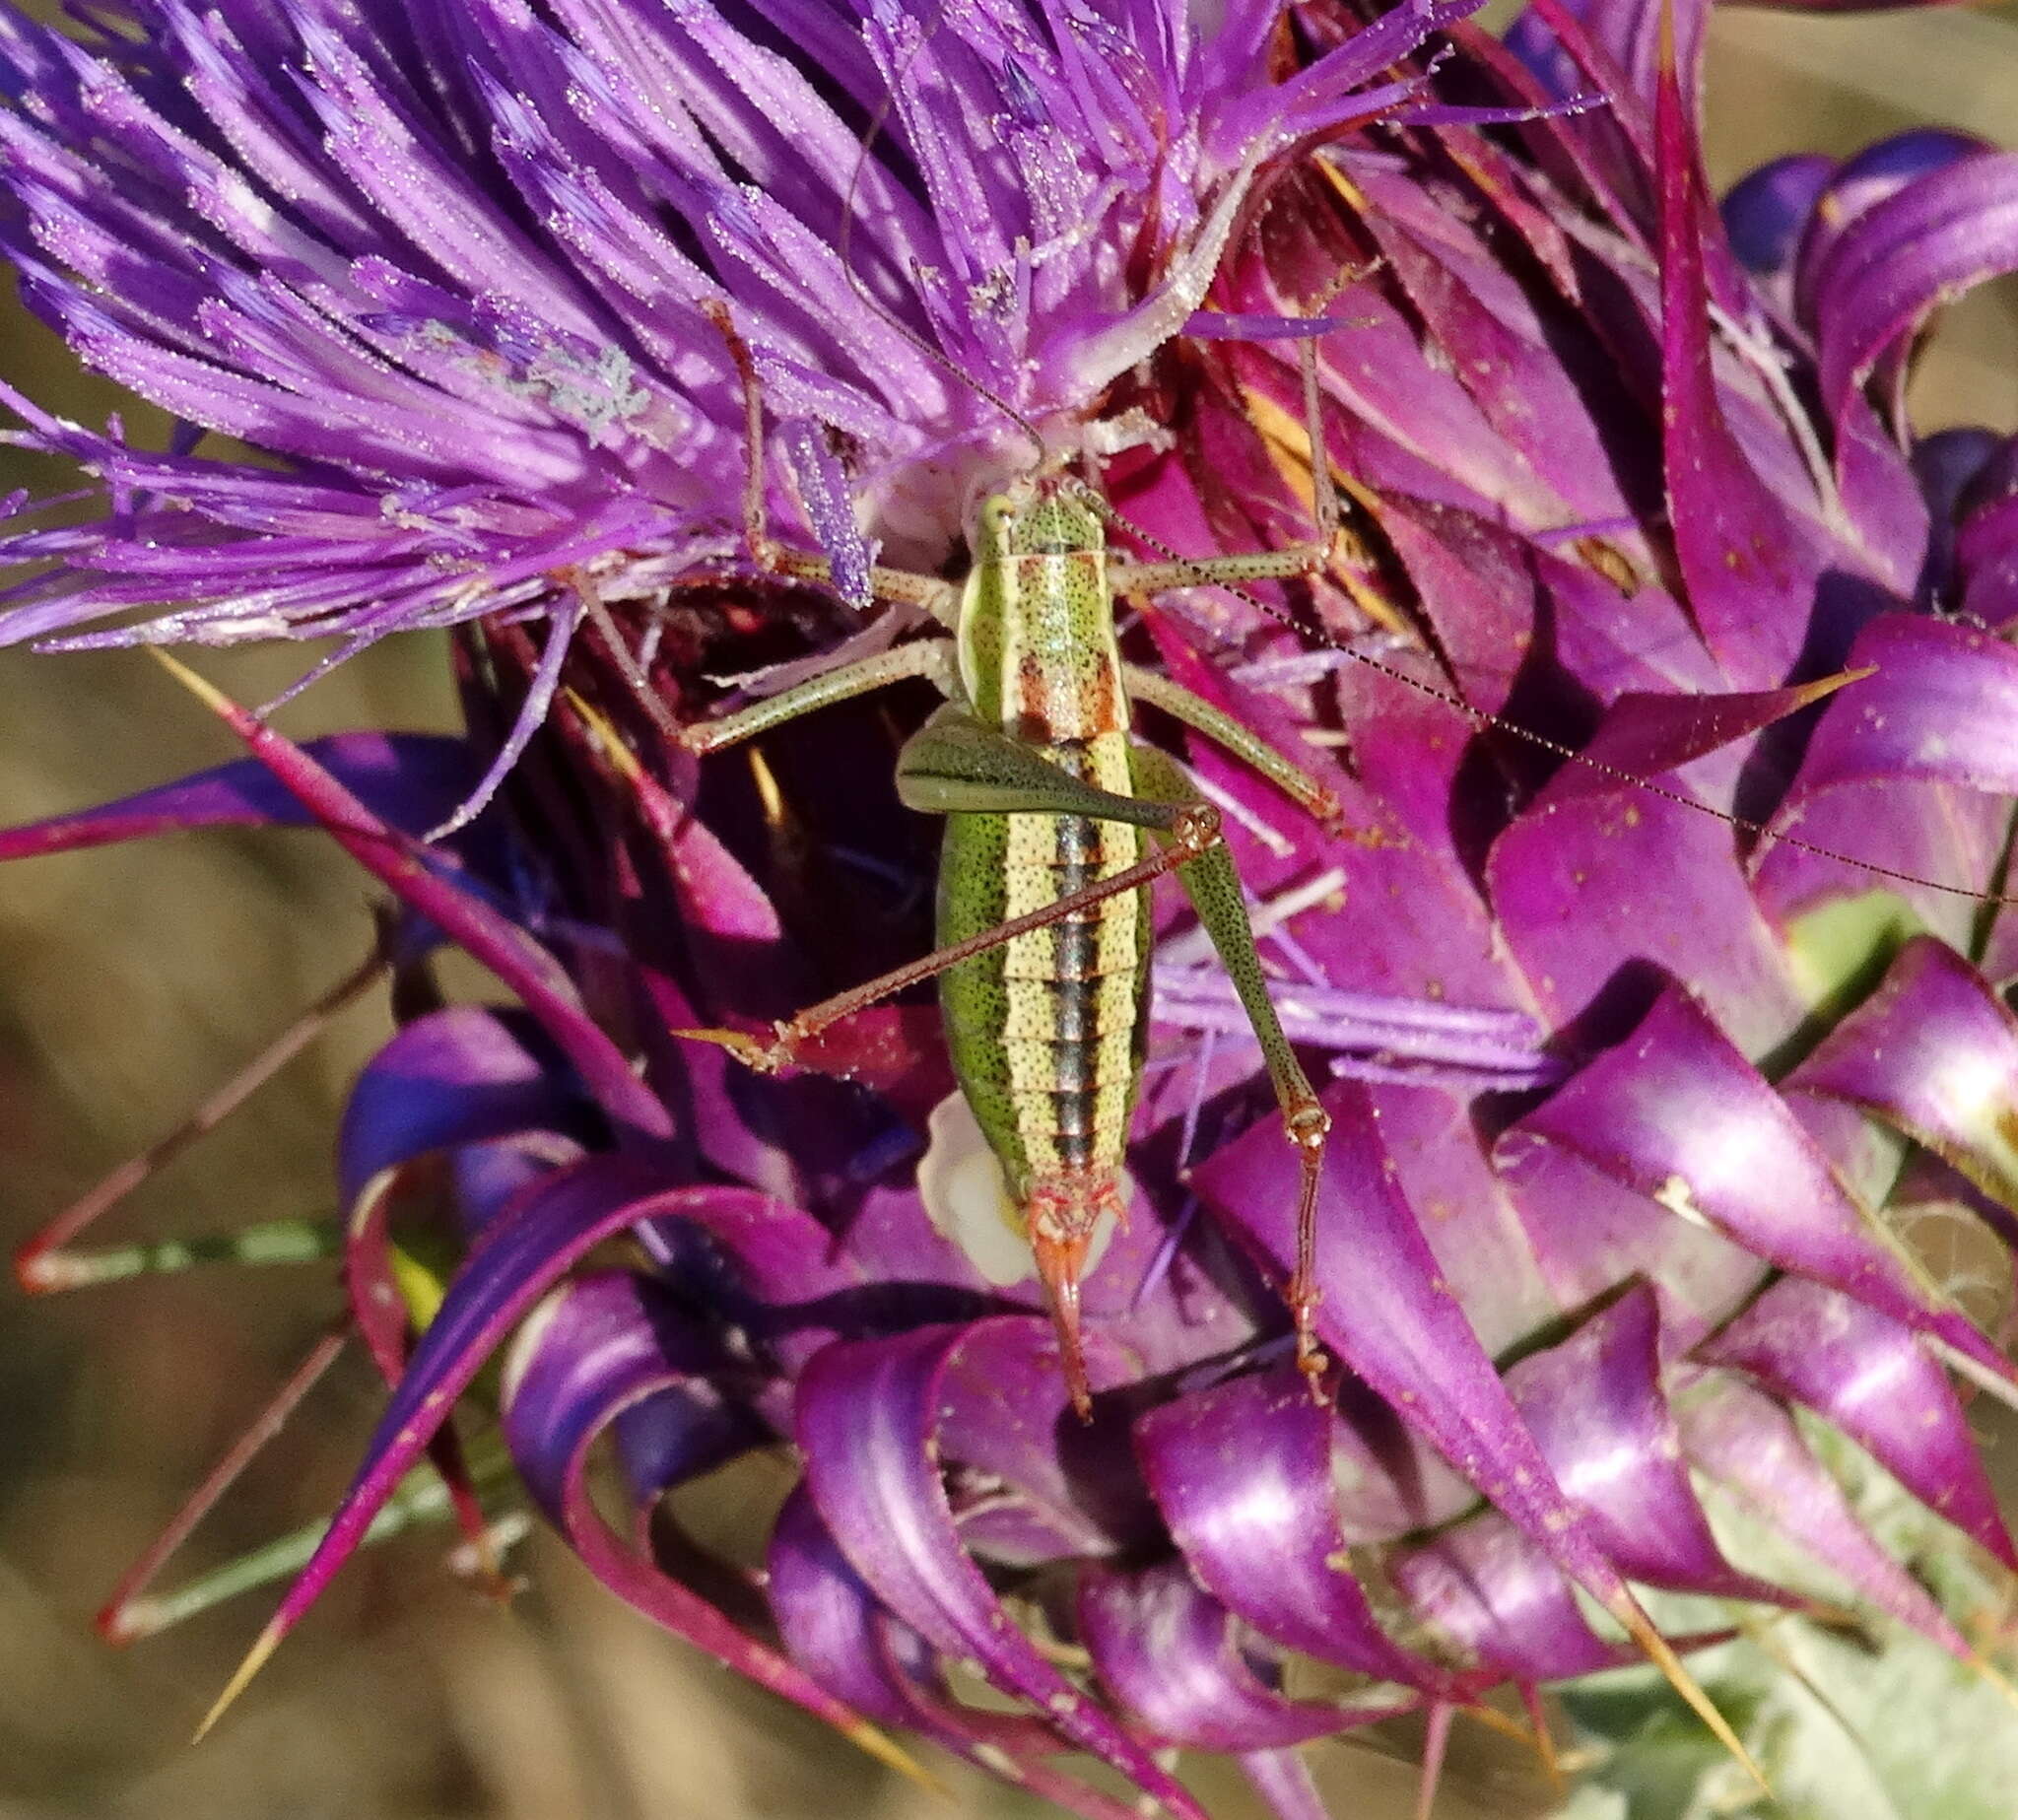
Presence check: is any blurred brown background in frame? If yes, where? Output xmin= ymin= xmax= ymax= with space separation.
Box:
xmin=2 ymin=7 xmax=2016 ymax=1818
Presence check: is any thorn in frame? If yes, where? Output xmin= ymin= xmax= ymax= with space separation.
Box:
xmin=1967 ymin=1649 xmax=2018 ymax=1717
xmin=839 ymin=1717 xmax=947 ymax=1794
xmin=1789 ymin=663 xmax=1877 ymax=708
xmin=97 ymin=1324 xmax=349 ymax=1648
xmin=1519 ymin=1683 xmax=1564 ymax=1790
xmin=193 ymin=1617 xmax=286 ymax=1742
xmin=145 ymin=644 xmax=242 ymax=721
xmin=1412 ymin=1700 xmax=1452 ymax=1820
xmin=1613 ymin=1596 xmax=1769 ymax=1796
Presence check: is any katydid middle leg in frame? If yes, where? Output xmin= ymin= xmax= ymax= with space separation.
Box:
xmin=1120 ymin=662 xmax=1343 ymax=834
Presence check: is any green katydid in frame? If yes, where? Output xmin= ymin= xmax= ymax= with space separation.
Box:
xmin=675 ymin=302 xmax=1353 ymax=1420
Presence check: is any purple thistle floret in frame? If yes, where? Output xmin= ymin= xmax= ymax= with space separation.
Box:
xmin=9 ymin=0 xmax=2018 ymax=1813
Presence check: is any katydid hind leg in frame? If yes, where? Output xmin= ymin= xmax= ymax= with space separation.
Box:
xmin=1129 ymin=740 xmax=1333 ymax=1398
xmin=671 ymin=788 xmax=1213 ymax=1075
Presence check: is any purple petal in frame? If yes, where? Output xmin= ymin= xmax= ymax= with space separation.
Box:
xmin=1077 ymin=1559 xmax=1410 ymax=1751
xmin=1786 ymin=934 xmax=2018 ymax=1214
xmin=1134 ymin=1368 xmax=1462 ymax=1692
xmin=767 ymin=1489 xmax=1149 ymax=1820
xmin=498 ymin=1270 xmax=899 ymax=1757
xmin=501 ymin=1272 xmax=748 ymax=1526
xmin=1698 ymin=1277 xmax=2017 ymax=1568
xmin=1722 ymin=154 xmax=1835 ymax=302
xmin=1357 ymin=1083 xmax=1559 ymax=1355
xmin=1755 ymin=615 xmax=2018 ymax=935
xmin=336 ymin=1006 xmax=586 ymax=1210
xmin=1391 ymin=1514 xmax=1652 ymax=1682
xmin=1497 ymin=985 xmax=2010 ymax=1377
xmin=1488 ymin=685 xmax=1815 ymax=1052
xmin=793 ymin=1317 xmax=1205 ymax=1816
xmin=231 ymin=1160 xmax=747 ymax=1666
xmin=0 ymin=733 xmax=483 ymax=858
xmin=1195 ymin=1085 xmax=1662 ymax=1635
xmin=1675 ymin=1378 xmax=1974 ymax=1656
xmin=1653 ymin=22 xmax=1815 ymax=682
xmin=1811 ymin=148 xmax=2018 ymax=433
xmin=163 ymin=667 xmax=672 ymax=1142
xmin=1507 ymin=1285 xmax=1791 ymax=1602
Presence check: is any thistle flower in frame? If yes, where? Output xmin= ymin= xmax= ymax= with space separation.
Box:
xmin=8 ymin=0 xmax=2018 ymax=1815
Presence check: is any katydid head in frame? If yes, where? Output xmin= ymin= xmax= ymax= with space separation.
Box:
xmin=972 ymin=477 xmax=1109 ymax=562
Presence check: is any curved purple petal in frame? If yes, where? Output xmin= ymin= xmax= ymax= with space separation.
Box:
xmin=227 ymin=1159 xmax=756 ymax=1668
xmin=1495 ymin=1116 xmax=1764 ymax=1351
xmin=1723 ymin=154 xmax=1835 ymax=304
xmin=1488 ymin=688 xmax=1808 ymax=1050
xmin=1812 ymin=149 xmax=2018 ymax=431
xmin=793 ymin=1317 xmax=1203 ymax=1817
xmin=1134 ymin=1368 xmax=1462 ymax=1693
xmin=1755 ymin=615 xmax=2018 ymax=935
xmin=1195 ymin=1084 xmax=1664 ymax=1639
xmin=767 ymin=1488 xmax=1153 ymax=1820
xmin=497 ymin=1269 xmax=903 ymax=1764
xmin=501 ymin=1271 xmax=747 ymax=1524
xmin=1496 ymin=985 xmax=2008 ymax=1379
xmin=448 ymin=1132 xmax=587 ymax=1238
xmin=1653 ymin=20 xmax=1819 ymax=683
xmin=1507 ymin=1284 xmax=1791 ymax=1602
xmin=1697 ymin=1277 xmax=2017 ymax=1568
xmin=1675 ymin=1377 xmax=1974 ymax=1656
xmin=1360 ymin=1083 xmax=1557 ymax=1357
xmin=1077 ymin=1559 xmax=1410 ymax=1752
xmin=1786 ymin=933 xmax=2018 ymax=1213
xmin=336 ymin=1006 xmax=587 ymax=1209
xmin=1391 ymin=1515 xmax=1648 ymax=1683
xmin=1793 ymin=131 xmax=1987 ymax=320
xmin=934 ymin=1320 xmax=1160 ymax=1559
xmin=162 ymin=666 xmax=673 ymax=1142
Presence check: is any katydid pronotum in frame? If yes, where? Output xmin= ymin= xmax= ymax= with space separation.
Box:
xmin=675 ymin=302 xmax=1349 ymax=1420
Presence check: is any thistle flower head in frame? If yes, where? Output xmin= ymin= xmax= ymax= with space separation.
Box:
xmin=0 ymin=0 xmax=1474 ymax=645
xmin=10 ymin=0 xmax=2018 ymax=1815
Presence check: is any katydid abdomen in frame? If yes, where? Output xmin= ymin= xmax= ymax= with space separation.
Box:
xmin=940 ymin=495 xmax=1153 ymax=1408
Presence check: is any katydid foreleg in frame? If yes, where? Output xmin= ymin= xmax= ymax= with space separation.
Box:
xmin=703 ymin=299 xmax=960 ymax=624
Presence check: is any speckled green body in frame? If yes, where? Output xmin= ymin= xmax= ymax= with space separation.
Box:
xmin=937 ymin=488 xmax=1152 ymax=1226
